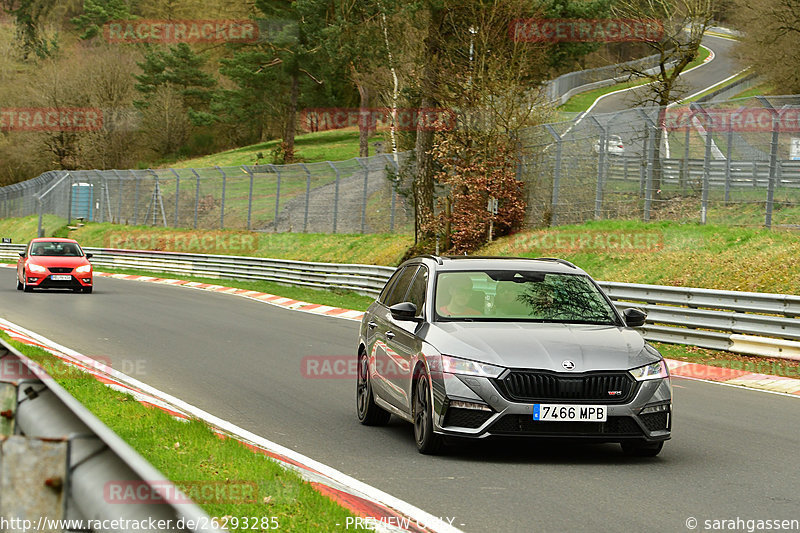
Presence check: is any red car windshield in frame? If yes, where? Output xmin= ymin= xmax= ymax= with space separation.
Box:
xmin=29 ymin=242 xmax=83 ymax=257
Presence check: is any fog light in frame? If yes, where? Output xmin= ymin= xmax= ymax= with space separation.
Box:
xmin=27 ymin=277 xmax=38 ymax=283
xmin=449 ymin=400 xmax=492 ymax=411
xmin=82 ymin=278 xmax=91 ymax=283
xmin=640 ymin=403 xmax=670 ymax=415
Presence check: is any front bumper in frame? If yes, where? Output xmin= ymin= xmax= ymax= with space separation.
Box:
xmin=430 ymin=371 xmax=672 ymax=443
xmin=26 ymin=273 xmax=93 ymax=289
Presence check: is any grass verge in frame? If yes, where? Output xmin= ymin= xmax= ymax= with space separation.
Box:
xmin=98 ymin=266 xmax=376 ymax=311
xmin=0 ymin=330 xmax=358 ymax=532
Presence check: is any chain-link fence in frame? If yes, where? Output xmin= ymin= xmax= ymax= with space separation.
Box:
xmin=519 ymin=95 xmax=800 ymax=229
xmin=0 ymin=152 xmax=415 ymax=236
xmin=4 ymin=96 xmax=800 ymax=237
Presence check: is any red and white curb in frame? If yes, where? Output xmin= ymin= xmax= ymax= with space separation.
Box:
xmin=0 ymin=317 xmax=461 ymax=533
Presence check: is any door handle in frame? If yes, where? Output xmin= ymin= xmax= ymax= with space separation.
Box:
xmin=367 ymin=321 xmax=378 ymax=329
xmin=385 ymin=331 xmax=395 ymax=339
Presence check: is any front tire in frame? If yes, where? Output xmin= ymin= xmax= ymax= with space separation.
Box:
xmin=23 ymin=279 xmax=33 ymax=292
xmin=356 ymin=351 xmax=390 ymax=426
xmin=621 ymin=440 xmax=664 ymax=457
xmin=16 ymin=277 xmax=22 ymax=290
xmin=83 ymin=286 xmax=93 ymax=294
xmin=413 ymin=370 xmax=443 ymax=455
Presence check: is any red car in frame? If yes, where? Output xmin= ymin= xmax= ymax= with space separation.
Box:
xmin=17 ymin=238 xmax=93 ymax=293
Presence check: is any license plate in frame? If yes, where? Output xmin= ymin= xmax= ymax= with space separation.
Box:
xmin=533 ymin=404 xmax=607 ymax=422
xmin=50 ymin=275 xmax=72 ymax=281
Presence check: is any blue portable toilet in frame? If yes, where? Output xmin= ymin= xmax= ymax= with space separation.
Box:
xmin=71 ymin=182 xmax=94 ymax=221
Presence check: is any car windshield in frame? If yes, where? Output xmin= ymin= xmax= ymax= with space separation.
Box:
xmin=435 ymin=270 xmax=618 ymax=324
xmin=30 ymin=242 xmax=82 ymax=257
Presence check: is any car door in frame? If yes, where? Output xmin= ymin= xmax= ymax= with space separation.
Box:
xmin=370 ymin=266 xmax=417 ymax=409
xmin=383 ymin=265 xmax=428 ymax=412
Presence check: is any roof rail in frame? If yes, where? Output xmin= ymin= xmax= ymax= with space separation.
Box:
xmin=532 ymin=257 xmax=578 ymax=269
xmin=418 ymin=254 xmax=444 ymax=265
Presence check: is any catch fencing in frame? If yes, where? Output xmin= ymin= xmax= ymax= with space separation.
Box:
xmin=0 ymin=153 xmax=414 ymax=237
xmin=519 ymin=95 xmax=800 ymax=229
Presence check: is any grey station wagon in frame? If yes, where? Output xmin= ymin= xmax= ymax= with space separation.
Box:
xmin=356 ymin=256 xmax=671 ymax=455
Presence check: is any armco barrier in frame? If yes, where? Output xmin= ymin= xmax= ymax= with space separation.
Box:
xmin=2 ymin=243 xmax=799 ymax=359
xmin=0 ymin=336 xmax=223 ymax=532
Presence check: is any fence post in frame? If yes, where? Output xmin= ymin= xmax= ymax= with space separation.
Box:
xmin=638 ymin=109 xmax=656 ymax=221
xmin=95 ymin=171 xmax=105 ymax=224
xmin=545 ymin=124 xmax=562 ymax=226
xmin=300 ymin=163 xmax=311 ymax=233
xmin=269 ymin=164 xmax=281 ymax=232
xmin=191 ymin=169 xmax=200 ymax=229
xmin=356 ymin=158 xmax=369 ymax=234
xmin=170 ymin=169 xmax=181 ymax=227
xmin=242 ymin=166 xmax=254 ymax=231
xmin=701 ymin=117 xmax=713 ymax=225
xmin=327 ymin=161 xmax=340 ymax=233
xmin=111 ymin=170 xmax=123 ymax=224
xmin=215 ymin=166 xmax=226 ymax=229
xmin=66 ymin=173 xmax=73 ymax=225
xmin=724 ymin=127 xmax=733 ymax=204
xmin=133 ymin=173 xmax=140 ymax=225
xmin=682 ymin=116 xmax=691 ymax=194
xmin=758 ymin=97 xmax=780 ymax=229
xmin=590 ymin=116 xmax=606 ymax=220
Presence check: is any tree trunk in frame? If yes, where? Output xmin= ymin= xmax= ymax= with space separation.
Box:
xmin=358 ymin=82 xmax=370 ymax=158
xmin=412 ymin=7 xmax=444 ymax=245
xmin=283 ymin=72 xmax=299 ymax=163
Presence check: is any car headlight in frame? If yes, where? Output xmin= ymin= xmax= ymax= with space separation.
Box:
xmin=629 ymin=359 xmax=669 ymax=381
xmin=441 ymin=355 xmax=504 ymax=378
xmin=75 ymin=265 xmax=91 ymax=274
xmin=28 ymin=264 xmax=46 ymax=273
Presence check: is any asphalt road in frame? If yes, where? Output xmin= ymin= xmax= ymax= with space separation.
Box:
xmin=590 ymin=34 xmax=740 ymax=115
xmin=1 ymin=271 xmax=798 ymax=532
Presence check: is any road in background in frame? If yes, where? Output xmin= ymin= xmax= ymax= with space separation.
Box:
xmin=1 ymin=271 xmax=797 ymax=532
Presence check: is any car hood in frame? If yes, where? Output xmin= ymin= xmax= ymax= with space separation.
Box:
xmin=27 ymin=256 xmax=89 ymax=268
xmin=424 ymin=322 xmax=658 ymax=372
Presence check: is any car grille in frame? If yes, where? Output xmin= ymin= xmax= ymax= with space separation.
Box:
xmin=443 ymin=407 xmax=494 ymax=429
xmin=489 ymin=414 xmax=643 ymax=436
xmin=493 ymin=371 xmax=636 ymax=404
xmin=640 ymin=411 xmax=670 ymax=432
xmin=49 ymin=267 xmax=73 ymax=273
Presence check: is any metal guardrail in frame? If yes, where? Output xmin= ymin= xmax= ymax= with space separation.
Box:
xmin=0 ymin=335 xmax=222 ymax=532
xmin=3 ymin=243 xmax=799 ymax=358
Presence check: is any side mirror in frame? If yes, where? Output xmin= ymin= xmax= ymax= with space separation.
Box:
xmin=18 ymin=252 xmax=24 ymax=258
xmin=623 ymin=308 xmax=647 ymax=327
xmin=85 ymin=253 xmax=93 ymax=259
xmin=389 ymin=302 xmax=420 ymax=321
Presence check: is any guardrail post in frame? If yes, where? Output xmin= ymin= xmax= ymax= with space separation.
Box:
xmin=215 ymin=166 xmax=226 ymax=229
xmin=243 ymin=165 xmax=254 ymax=231
xmin=191 ymin=168 xmax=200 ymax=229
xmin=356 ymin=158 xmax=369 ymax=234
xmin=327 ymin=161 xmax=340 ymax=233
xmin=301 ymin=163 xmax=311 ymax=233
xmin=590 ymin=116 xmax=606 ymax=220
xmin=545 ymin=124 xmax=562 ymax=226
xmin=170 ymin=168 xmax=181 ymax=227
